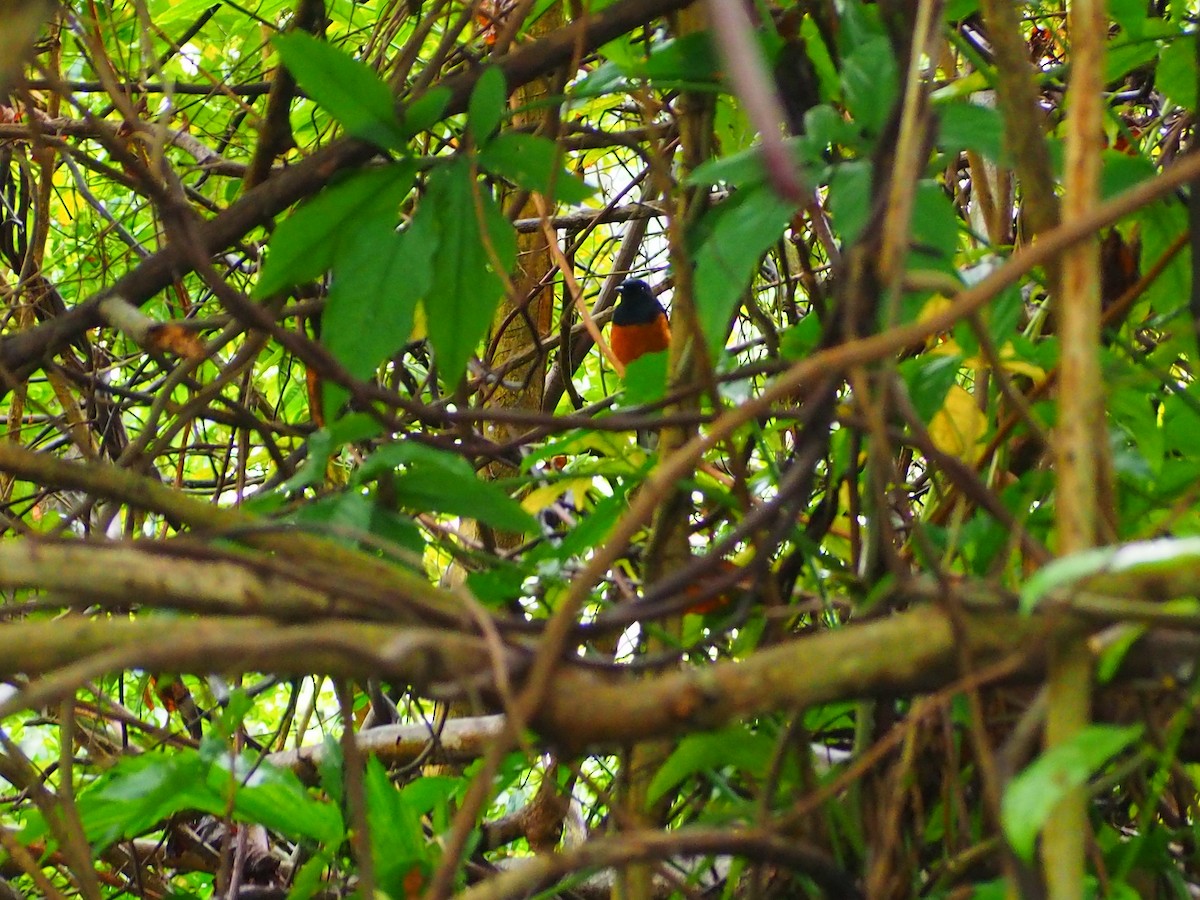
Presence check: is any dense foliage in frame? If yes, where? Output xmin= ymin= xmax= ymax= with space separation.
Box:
xmin=3 ymin=0 xmax=1200 ymax=897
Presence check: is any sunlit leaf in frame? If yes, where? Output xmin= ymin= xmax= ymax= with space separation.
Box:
xmin=418 ymin=158 xmax=517 ymax=386
xmin=321 ymin=204 xmax=435 ymax=419
xmin=694 ymin=185 xmax=798 ymax=359
xmin=353 ymin=441 xmax=536 ymax=533
xmin=479 ymin=132 xmax=595 ymax=203
xmin=255 ymin=165 xmax=416 ymax=298
xmin=1003 ymin=725 xmax=1142 ymax=861
xmin=622 ymin=348 xmax=669 ymax=406
xmin=469 ymin=65 xmax=508 ymax=141
xmin=841 ymin=35 xmax=897 ymax=137
xmin=273 ymin=31 xmax=406 ymax=149
xmin=1157 ymin=35 xmax=1196 ymax=111
xmin=1021 ymin=537 xmax=1200 ymax=612
xmin=648 ymin=727 xmax=778 ymax=804
xmin=927 ymin=384 xmax=986 ymax=462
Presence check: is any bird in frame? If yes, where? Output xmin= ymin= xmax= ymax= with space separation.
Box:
xmin=609 ymin=278 xmax=670 ymax=369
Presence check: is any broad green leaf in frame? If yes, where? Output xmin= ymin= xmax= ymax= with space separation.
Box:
xmin=944 ymin=0 xmax=980 ymax=20
xmin=317 ymin=734 xmax=344 ymax=807
xmin=837 ymin=0 xmax=887 ymax=51
xmin=622 ymin=349 xmax=669 ymax=406
xmin=255 ymin=164 xmax=415 ymax=298
xmin=898 ymin=354 xmax=961 ymax=423
xmin=1020 ymin=537 xmax=1200 ymax=612
xmin=1101 ymin=151 xmax=1155 ymax=201
xmin=365 ymin=756 xmax=428 ymax=897
xmin=827 ymin=160 xmax=872 ymax=245
xmin=403 ymin=86 xmax=452 ymax=136
xmin=290 ymin=491 xmax=376 ymax=536
xmin=352 ymin=441 xmax=536 ymax=533
xmin=278 ymin=413 xmax=384 ymax=494
xmin=1136 ymin=196 xmax=1189 ymax=327
xmin=841 ymin=35 xmax=897 ymax=137
xmin=273 ymin=31 xmax=406 ymax=150
xmin=478 ymin=133 xmax=595 ymax=203
xmin=688 ymin=137 xmax=808 ymax=188
xmin=1157 ymin=35 xmax=1196 ymax=111
xmin=937 ymin=101 xmax=1005 ymax=164
xmin=799 ymin=16 xmax=840 ymax=102
xmin=694 ymin=185 xmax=798 ymax=358
xmin=1002 ymin=725 xmax=1142 ymax=861
xmin=779 ymin=314 xmax=822 ymax=361
xmin=1110 ymin=0 xmax=1147 ymax=36
xmin=211 ymin=754 xmax=343 ymax=845
xmin=402 ymin=775 xmax=458 ymax=817
xmin=290 ymin=852 xmax=336 ymax=900
xmin=70 ymin=751 xmax=214 ymax=851
xmin=648 ymin=727 xmax=777 ymax=804
xmin=1106 ymin=38 xmax=1159 ymax=85
xmin=468 ymin=563 xmax=527 ymax=607
xmin=909 ymin=181 xmax=961 ymax=274
xmin=642 ymin=31 xmax=722 ymax=84
xmin=419 ymin=158 xmax=517 ymax=386
xmin=321 ymin=205 xmax=435 ymax=419
xmin=369 ymin=507 xmax=426 ymax=558
xmin=469 ymin=66 xmax=508 ymax=141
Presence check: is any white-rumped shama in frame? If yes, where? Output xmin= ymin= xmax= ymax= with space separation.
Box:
xmin=610 ymin=278 xmax=670 ymax=367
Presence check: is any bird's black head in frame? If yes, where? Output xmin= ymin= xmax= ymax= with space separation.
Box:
xmin=614 ymin=278 xmax=665 ymax=326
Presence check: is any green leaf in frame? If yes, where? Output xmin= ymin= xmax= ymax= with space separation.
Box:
xmin=1101 ymin=151 xmax=1156 ymax=201
xmin=321 ymin=203 xmax=435 ymax=419
xmin=799 ymin=16 xmax=840 ymax=102
xmin=937 ymin=101 xmax=1006 ymax=164
xmin=278 ymin=413 xmax=384 ymax=494
xmin=478 ymin=133 xmax=595 ymax=203
xmin=213 ymin=755 xmax=344 ymax=845
xmin=779 ymin=314 xmax=822 ymax=361
xmin=72 ymin=751 xmax=216 ymax=851
xmin=909 ymin=181 xmax=960 ymax=274
xmin=841 ymin=35 xmax=897 ymax=137
xmin=827 ymin=161 xmax=872 ymax=245
xmin=419 ymin=158 xmax=517 ymax=386
xmin=688 ymin=137 xmax=808 ymax=188
xmin=469 ymin=66 xmax=508 ymax=141
xmin=365 ymin=756 xmax=428 ymax=897
xmin=1157 ymin=35 xmax=1197 ymax=111
xmin=352 ymin=441 xmax=536 ymax=533
xmin=290 ymin=490 xmax=376 ymax=536
xmin=642 ymin=31 xmax=722 ymax=84
xmin=622 ymin=349 xmax=669 ymax=406
xmin=693 ymin=185 xmax=798 ymax=358
xmin=403 ymin=86 xmax=452 ymax=136
xmin=255 ymin=164 xmax=416 ymax=298
xmin=1105 ymin=38 xmax=1158 ymax=85
xmin=898 ymin=353 xmax=961 ymax=423
xmin=944 ymin=0 xmax=980 ymax=20
xmin=273 ymin=31 xmax=406 ymax=150
xmin=290 ymin=852 xmax=336 ymax=900
xmin=1020 ymin=537 xmax=1200 ymax=612
xmin=648 ymin=727 xmax=777 ymax=804
xmin=1109 ymin=0 xmax=1147 ymax=36
xmin=1002 ymin=725 xmax=1142 ymax=861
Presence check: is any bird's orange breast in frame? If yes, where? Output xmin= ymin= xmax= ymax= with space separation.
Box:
xmin=610 ymin=314 xmax=671 ymax=367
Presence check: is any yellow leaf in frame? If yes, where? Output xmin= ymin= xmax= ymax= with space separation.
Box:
xmin=960 ymin=343 xmax=1046 ymax=381
xmin=918 ymin=294 xmax=954 ymax=324
xmin=521 ymin=478 xmax=593 ymax=515
xmin=410 ymin=303 xmax=427 ymax=341
xmin=928 ymin=384 xmax=987 ymax=461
